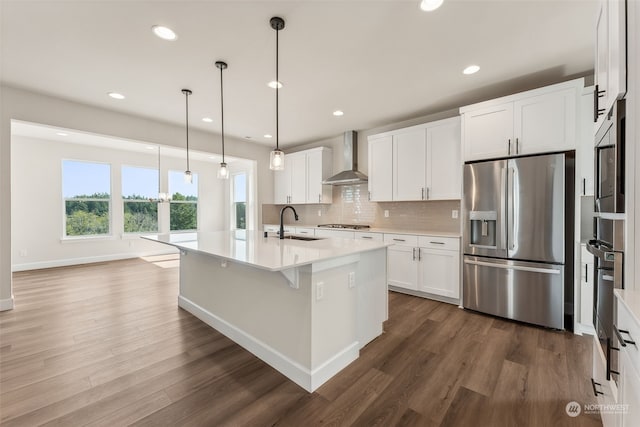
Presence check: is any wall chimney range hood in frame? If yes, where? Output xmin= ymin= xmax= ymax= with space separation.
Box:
xmin=322 ymin=131 xmax=368 ymax=186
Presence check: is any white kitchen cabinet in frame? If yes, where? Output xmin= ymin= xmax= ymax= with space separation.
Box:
xmin=462 ymin=103 xmax=513 ymax=161
xmin=594 ymin=0 xmax=627 ymax=126
xmin=355 ymin=232 xmax=383 ymax=242
xmin=580 ymin=87 xmax=595 ymax=196
xmin=384 ymin=233 xmax=461 ymax=301
xmin=592 ymin=336 xmax=619 ymax=427
xmin=273 ymin=147 xmax=332 ymax=205
xmin=368 ymin=136 xmax=393 ymax=202
xmin=393 ymin=129 xmax=426 ymax=201
xmin=580 ymin=244 xmax=595 ymax=330
xmin=416 ymin=236 xmax=460 ymax=299
xmin=620 ymin=348 xmax=640 ymax=427
xmin=461 ymin=79 xmax=583 ymax=161
xmin=370 ymin=117 xmax=461 ymax=202
xmin=616 ymin=291 xmax=640 ymax=427
xmin=426 ymin=119 xmax=462 ymax=200
xmin=294 ymin=227 xmax=315 ymax=236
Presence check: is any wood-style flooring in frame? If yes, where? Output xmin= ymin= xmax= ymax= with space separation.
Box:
xmin=1 ymin=256 xmax=602 ymax=426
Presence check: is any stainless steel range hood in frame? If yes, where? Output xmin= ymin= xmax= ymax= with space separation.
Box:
xmin=322 ymin=131 xmax=368 ymax=186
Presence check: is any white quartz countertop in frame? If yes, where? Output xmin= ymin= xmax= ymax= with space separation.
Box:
xmin=266 ymin=224 xmax=461 ymax=238
xmin=143 ymin=230 xmax=389 ymax=272
xmin=615 ymin=289 xmax=640 ymax=327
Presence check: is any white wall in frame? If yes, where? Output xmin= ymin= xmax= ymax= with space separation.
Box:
xmin=0 ymin=85 xmax=274 ymax=310
xmin=11 ymin=135 xmax=227 ymax=270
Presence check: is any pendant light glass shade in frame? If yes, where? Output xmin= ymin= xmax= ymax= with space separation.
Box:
xmin=269 ymin=17 xmax=286 ymax=171
xmin=182 ymin=88 xmax=193 ymax=184
xmin=217 ymin=162 xmax=229 ymax=179
xmin=270 ymin=149 xmax=284 ymax=170
xmin=215 ymin=61 xmax=230 ymax=180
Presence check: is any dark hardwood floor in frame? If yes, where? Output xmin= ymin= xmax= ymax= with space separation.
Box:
xmin=1 ymin=256 xmax=601 ymax=426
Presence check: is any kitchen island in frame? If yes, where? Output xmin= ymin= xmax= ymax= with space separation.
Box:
xmin=143 ymin=230 xmax=388 ymax=392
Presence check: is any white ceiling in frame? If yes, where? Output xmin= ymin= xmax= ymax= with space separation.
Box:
xmin=1 ymin=0 xmax=597 ymax=148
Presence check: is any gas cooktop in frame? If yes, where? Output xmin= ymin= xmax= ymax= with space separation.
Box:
xmin=317 ymin=224 xmax=371 ymax=230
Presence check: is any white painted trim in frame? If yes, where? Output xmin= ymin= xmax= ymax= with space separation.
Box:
xmin=576 ymin=323 xmax=596 ymax=336
xmin=0 ymin=296 xmax=14 ymax=311
xmin=367 ymin=116 xmax=461 ymax=140
xmin=178 ymin=295 xmax=359 ymax=393
xmin=11 ymin=249 xmax=176 ymax=272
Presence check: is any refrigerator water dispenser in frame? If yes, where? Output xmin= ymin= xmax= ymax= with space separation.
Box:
xmin=469 ymin=211 xmax=497 ymax=248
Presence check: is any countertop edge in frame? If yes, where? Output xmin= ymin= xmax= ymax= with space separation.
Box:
xmin=264 ymin=224 xmax=461 ymax=238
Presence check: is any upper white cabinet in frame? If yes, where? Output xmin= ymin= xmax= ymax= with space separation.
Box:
xmin=460 ymin=79 xmax=583 ymax=161
xmin=594 ymin=0 xmax=626 ymax=125
xmin=580 ymin=87 xmax=595 ymax=196
xmin=368 ymin=116 xmax=461 ymax=202
xmin=368 ymin=136 xmax=393 ymax=201
xmin=273 ymin=147 xmax=332 ymax=205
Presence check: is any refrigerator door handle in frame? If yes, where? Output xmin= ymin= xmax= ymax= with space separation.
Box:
xmin=508 ymin=168 xmax=516 ymax=251
xmin=463 ymin=258 xmax=561 ymax=275
xmin=500 ymin=167 xmax=507 ymax=250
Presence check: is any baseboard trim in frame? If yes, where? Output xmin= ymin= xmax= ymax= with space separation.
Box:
xmin=178 ymin=295 xmax=359 ymax=392
xmin=0 ymin=296 xmax=14 ymax=311
xmin=11 ymin=250 xmax=175 ymax=272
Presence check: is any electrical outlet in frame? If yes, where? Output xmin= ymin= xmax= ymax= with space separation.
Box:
xmin=452 ymin=210 xmax=459 ymax=219
xmin=316 ymin=282 xmax=324 ymax=301
xmin=129 ymin=240 xmax=134 ymax=248
xmin=384 ymin=210 xmax=389 ymax=218
xmin=318 ymin=209 xmax=322 ymax=216
xmin=221 ymin=260 xmax=228 ymax=268
xmin=348 ymin=272 xmax=356 ymax=288
xmin=19 ymin=249 xmax=27 ymax=257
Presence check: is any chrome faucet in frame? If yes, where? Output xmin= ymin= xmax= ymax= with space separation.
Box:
xmin=279 ymin=205 xmax=299 ymax=239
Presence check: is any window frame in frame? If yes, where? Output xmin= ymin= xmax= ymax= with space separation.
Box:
xmin=61 ymin=159 xmax=113 ymax=240
xmin=231 ymin=171 xmax=248 ymax=230
xmin=121 ymin=165 xmax=160 ymax=235
xmin=168 ymin=170 xmax=199 ymax=232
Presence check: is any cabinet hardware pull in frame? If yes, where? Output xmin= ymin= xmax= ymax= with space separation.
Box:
xmin=591 ymin=378 xmax=604 ymax=396
xmin=368 ymin=191 xmax=371 ymax=201
xmin=430 ymin=241 xmax=445 ymax=245
xmin=427 ymin=187 xmax=430 ymax=199
xmin=516 ymin=138 xmax=519 ymax=154
xmin=299 ymin=231 xmax=308 ymax=234
xmin=393 ymin=238 xmax=406 ymax=242
xmin=412 ymin=248 xmax=416 ymax=261
xmin=421 ymin=188 xmax=425 ymax=200
xmin=585 ymin=264 xmax=588 ymax=281
xmin=417 ymin=248 xmax=421 ymax=261
xmin=614 ymin=325 xmax=637 ymax=347
xmin=318 ymin=194 xmax=321 ymax=203
xmin=361 ymin=236 xmax=373 ymax=239
xmin=508 ymin=139 xmax=511 ymax=155
xmin=583 ymin=178 xmax=586 ymax=195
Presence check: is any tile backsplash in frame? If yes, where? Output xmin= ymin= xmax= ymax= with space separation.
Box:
xmin=262 ymin=183 xmax=461 ymax=233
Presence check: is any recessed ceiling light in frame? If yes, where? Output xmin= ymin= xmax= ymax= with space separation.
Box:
xmin=152 ymin=25 xmax=177 ymax=41
xmin=108 ymin=92 xmax=125 ymax=100
xmin=202 ymin=117 xmax=213 ymax=123
xmin=245 ymin=136 xmax=252 ymax=139
xmin=264 ymin=134 xmax=273 ymax=138
xmin=56 ymin=132 xmax=68 ymax=136
xmin=146 ymin=146 xmax=155 ymax=150
xmin=333 ymin=110 xmax=344 ymax=117
xmin=267 ymin=81 xmax=283 ymax=89
xmin=420 ymin=0 xmax=444 ymax=12
xmin=463 ymin=65 xmax=480 ymax=75
xmin=209 ymin=156 xmax=216 ymax=159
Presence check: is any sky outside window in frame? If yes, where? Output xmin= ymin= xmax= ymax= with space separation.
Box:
xmin=63 ymin=160 xmax=110 ymax=198
xmin=169 ymin=170 xmax=198 ymax=198
xmin=122 ymin=166 xmax=158 ymax=199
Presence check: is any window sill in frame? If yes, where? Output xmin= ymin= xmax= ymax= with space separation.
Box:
xmin=60 ymin=235 xmax=115 ymax=243
xmin=121 ymin=233 xmax=159 ymax=240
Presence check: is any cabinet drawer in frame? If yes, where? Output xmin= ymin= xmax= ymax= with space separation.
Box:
xmin=384 ymin=233 xmax=418 ymax=247
xmin=294 ymin=227 xmax=315 ymax=236
xmin=264 ymin=225 xmax=293 ymax=234
xmin=617 ymin=300 xmax=640 ymax=376
xmin=418 ymin=236 xmax=460 ymax=251
xmin=355 ymin=232 xmax=383 ymax=241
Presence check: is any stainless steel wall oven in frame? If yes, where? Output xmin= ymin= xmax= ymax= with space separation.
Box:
xmin=594 ymin=99 xmax=626 ymax=214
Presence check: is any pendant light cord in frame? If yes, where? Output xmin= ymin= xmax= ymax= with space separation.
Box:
xmin=275 ymin=24 xmax=279 ymax=151
xmin=220 ymin=66 xmax=225 ymax=162
xmin=185 ymin=91 xmax=190 ymax=171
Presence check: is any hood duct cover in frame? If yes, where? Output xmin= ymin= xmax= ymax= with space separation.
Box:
xmin=322 ymin=131 xmax=368 ymax=185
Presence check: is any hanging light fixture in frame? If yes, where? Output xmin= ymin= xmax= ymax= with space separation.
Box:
xmin=215 ymin=61 xmax=229 ymax=180
xmin=157 ymin=146 xmax=171 ymax=202
xmin=269 ymin=16 xmax=285 ymax=171
xmin=182 ymin=88 xmax=194 ymax=183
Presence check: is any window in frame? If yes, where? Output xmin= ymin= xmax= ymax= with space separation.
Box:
xmin=169 ymin=170 xmax=198 ymax=231
xmin=62 ymin=160 xmax=111 ymax=237
xmin=233 ymin=172 xmax=247 ymax=230
xmin=122 ymin=166 xmax=158 ymax=233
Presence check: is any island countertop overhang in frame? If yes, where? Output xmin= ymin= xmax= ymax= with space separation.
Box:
xmin=143 ymin=230 xmax=390 ymax=272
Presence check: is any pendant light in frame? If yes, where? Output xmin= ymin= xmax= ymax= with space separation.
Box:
xmin=182 ymin=88 xmax=193 ymax=183
xmin=269 ymin=16 xmax=285 ymax=171
xmin=215 ymin=61 xmax=229 ymax=180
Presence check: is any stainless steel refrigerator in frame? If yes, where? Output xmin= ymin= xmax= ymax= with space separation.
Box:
xmin=462 ymin=152 xmax=574 ymax=330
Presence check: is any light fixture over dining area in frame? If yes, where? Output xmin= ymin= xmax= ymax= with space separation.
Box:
xmin=182 ymin=88 xmax=193 ymax=184
xmin=215 ymin=60 xmax=229 ymax=180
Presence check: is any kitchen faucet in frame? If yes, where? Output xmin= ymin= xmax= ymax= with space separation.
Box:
xmin=279 ymin=205 xmax=299 ymax=239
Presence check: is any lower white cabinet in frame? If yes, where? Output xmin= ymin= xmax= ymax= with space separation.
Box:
xmin=616 ymin=291 xmax=640 ymax=427
xmin=592 ymin=336 xmax=619 ymax=427
xmin=580 ymin=244 xmax=595 ymax=330
xmin=384 ymin=233 xmax=460 ymax=301
xmin=620 ymin=348 xmax=640 ymax=427
xmin=314 ymin=229 xmax=355 ymax=239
